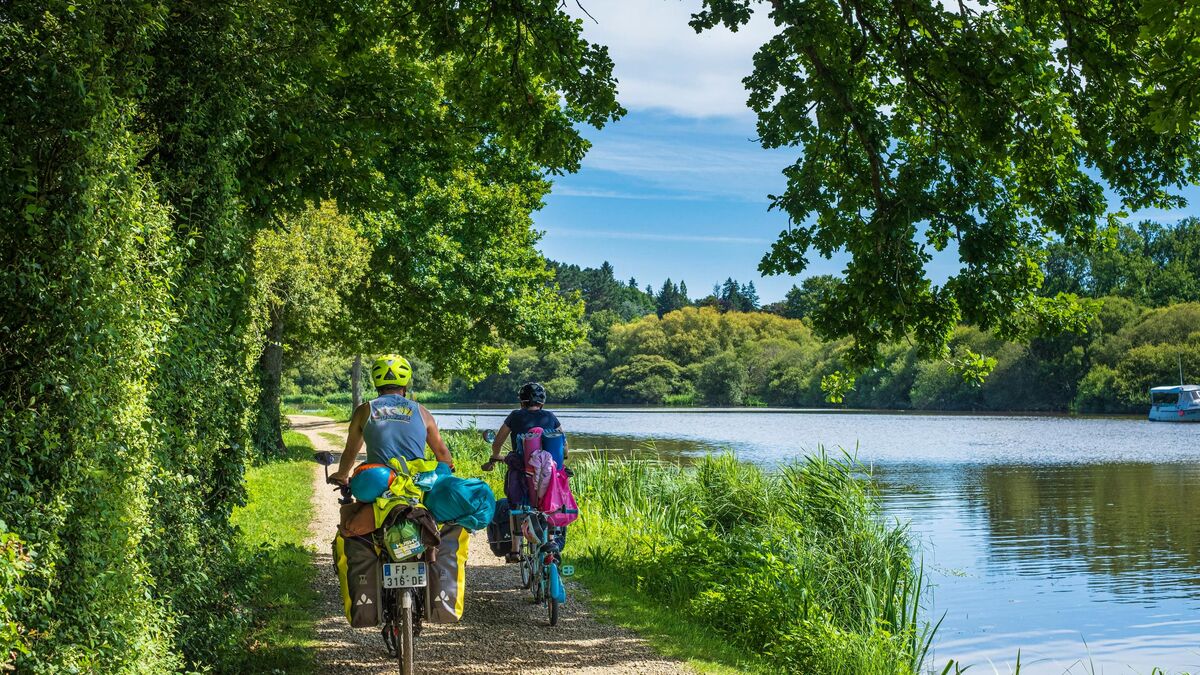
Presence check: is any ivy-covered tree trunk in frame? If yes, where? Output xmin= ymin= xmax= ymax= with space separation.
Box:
xmin=253 ymin=306 xmax=286 ymax=458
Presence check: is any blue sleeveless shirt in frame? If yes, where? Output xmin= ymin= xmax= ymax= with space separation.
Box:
xmin=363 ymin=394 xmax=428 ymax=465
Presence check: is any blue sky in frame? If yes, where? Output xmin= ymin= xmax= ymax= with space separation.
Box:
xmin=531 ymin=1 xmax=810 ymax=301
xmin=533 ymin=1 xmax=1200 ymax=304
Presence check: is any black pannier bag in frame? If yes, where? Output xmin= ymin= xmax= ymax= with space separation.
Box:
xmin=487 ymin=497 xmax=513 ymax=556
xmin=333 ymin=533 xmax=383 ymax=627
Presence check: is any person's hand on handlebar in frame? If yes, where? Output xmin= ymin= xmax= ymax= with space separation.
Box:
xmin=481 ymin=455 xmax=503 ymax=472
xmin=328 ymin=470 xmax=350 ymax=486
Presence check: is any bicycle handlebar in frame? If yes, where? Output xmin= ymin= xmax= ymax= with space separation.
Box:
xmin=325 ymin=477 xmax=353 ymax=504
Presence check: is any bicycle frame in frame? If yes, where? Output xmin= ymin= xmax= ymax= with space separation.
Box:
xmin=510 ymin=504 xmax=572 ymax=625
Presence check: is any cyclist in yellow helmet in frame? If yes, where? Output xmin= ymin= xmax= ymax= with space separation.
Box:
xmin=329 ymin=354 xmax=453 ymax=485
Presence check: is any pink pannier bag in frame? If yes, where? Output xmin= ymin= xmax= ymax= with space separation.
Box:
xmin=541 ymin=468 xmax=578 ymax=527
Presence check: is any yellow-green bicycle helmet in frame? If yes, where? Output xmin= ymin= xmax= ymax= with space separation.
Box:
xmin=371 ymin=354 xmax=412 ymax=388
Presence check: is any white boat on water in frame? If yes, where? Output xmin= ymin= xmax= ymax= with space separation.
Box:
xmin=1149 ymin=385 xmax=1200 ymax=422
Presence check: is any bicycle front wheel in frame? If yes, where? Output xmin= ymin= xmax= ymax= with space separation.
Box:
xmin=397 ymin=591 xmax=415 ymax=675
xmin=547 ymin=594 xmax=559 ymax=626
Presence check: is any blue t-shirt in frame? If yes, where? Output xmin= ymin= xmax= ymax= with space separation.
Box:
xmin=504 ymin=407 xmax=560 ymax=453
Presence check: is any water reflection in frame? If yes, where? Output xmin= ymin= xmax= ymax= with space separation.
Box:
xmin=981 ymin=465 xmax=1200 ymax=593
xmin=874 ymin=462 xmax=1200 ymax=671
xmin=565 ymin=433 xmax=716 ymax=464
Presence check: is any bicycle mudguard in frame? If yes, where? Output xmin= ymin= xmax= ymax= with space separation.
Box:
xmin=548 ymin=563 xmax=566 ymax=604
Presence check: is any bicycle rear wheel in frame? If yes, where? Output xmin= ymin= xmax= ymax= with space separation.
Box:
xmin=520 ymin=539 xmax=534 ymax=590
xmin=397 ymin=591 xmax=414 ymax=675
xmin=547 ymin=594 xmax=559 ymax=626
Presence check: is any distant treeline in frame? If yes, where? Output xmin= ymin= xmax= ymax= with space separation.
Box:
xmin=288 ymin=220 xmax=1200 ymax=413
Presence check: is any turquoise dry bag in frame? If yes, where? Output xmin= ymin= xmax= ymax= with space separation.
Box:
xmin=424 ymin=476 xmax=496 ymax=532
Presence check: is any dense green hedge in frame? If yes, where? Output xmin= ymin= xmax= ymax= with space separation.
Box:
xmin=1 ymin=4 xmax=258 ymax=671
xmin=2 ymin=1 xmax=622 ymax=670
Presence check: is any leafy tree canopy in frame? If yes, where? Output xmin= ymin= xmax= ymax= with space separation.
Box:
xmin=552 ymin=260 xmax=656 ymax=321
xmin=692 ymin=0 xmax=1200 ymax=369
xmin=1043 ymin=218 xmax=1200 ymax=306
xmin=777 ymin=274 xmax=841 ymax=320
xmin=256 ymin=1 xmax=626 ymax=376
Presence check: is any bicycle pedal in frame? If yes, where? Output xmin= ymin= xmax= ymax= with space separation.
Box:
xmin=561 ymin=565 xmax=575 ymax=577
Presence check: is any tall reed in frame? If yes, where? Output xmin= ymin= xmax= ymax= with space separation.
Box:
xmin=571 ymin=450 xmax=931 ymax=674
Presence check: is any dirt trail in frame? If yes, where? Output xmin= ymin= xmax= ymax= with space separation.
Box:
xmin=292 ymin=414 xmax=690 ymax=675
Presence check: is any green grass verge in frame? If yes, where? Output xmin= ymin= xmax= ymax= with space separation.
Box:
xmin=573 ymin=568 xmax=771 ymax=674
xmin=282 ymin=403 xmax=351 ymax=423
xmin=232 ymin=430 xmax=319 ymax=674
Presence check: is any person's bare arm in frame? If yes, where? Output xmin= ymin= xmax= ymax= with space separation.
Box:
xmin=491 ymin=424 xmax=510 ymax=458
xmin=421 ymin=406 xmax=453 ymax=466
xmin=330 ymin=403 xmax=370 ymax=484
xmin=482 ymin=424 xmax=510 ymax=471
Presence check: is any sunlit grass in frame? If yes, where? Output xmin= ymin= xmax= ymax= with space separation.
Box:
xmin=231 ymin=430 xmax=319 ymax=673
xmin=575 ymin=569 xmax=772 ymax=674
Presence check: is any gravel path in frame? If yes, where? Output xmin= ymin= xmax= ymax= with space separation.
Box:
xmin=292 ymin=415 xmax=691 ymax=675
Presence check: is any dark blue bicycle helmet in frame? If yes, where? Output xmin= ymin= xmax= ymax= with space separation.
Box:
xmin=519 ymin=382 xmax=547 ymax=406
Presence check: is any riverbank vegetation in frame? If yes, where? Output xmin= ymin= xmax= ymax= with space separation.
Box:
xmin=458 ymin=221 xmax=1200 ymax=413
xmin=443 ymin=429 xmax=928 ymax=674
xmin=464 ymin=299 xmax=1196 ymax=413
xmin=571 ymin=453 xmax=929 ymax=674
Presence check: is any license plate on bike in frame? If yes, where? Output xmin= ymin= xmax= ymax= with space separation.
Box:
xmin=382 ymin=561 xmax=427 ymax=588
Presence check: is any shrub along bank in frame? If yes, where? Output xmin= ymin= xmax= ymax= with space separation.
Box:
xmin=445 ymin=302 xmax=1200 ymax=413
xmin=290 ymin=298 xmax=1200 ymax=414
xmin=570 ymin=454 xmax=929 ymax=674
xmin=441 ymin=427 xmax=928 ymax=674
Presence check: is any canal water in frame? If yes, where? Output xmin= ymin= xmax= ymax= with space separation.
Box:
xmin=430 ymin=406 xmax=1200 ymax=673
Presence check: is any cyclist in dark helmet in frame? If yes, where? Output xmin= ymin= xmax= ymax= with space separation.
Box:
xmin=484 ymin=382 xmax=569 ymax=556
xmin=482 ymin=382 xmax=567 ymax=470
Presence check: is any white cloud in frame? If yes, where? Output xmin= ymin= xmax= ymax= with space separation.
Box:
xmin=569 ymin=1 xmax=778 ymax=118
xmin=565 ymin=132 xmax=791 ymax=201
